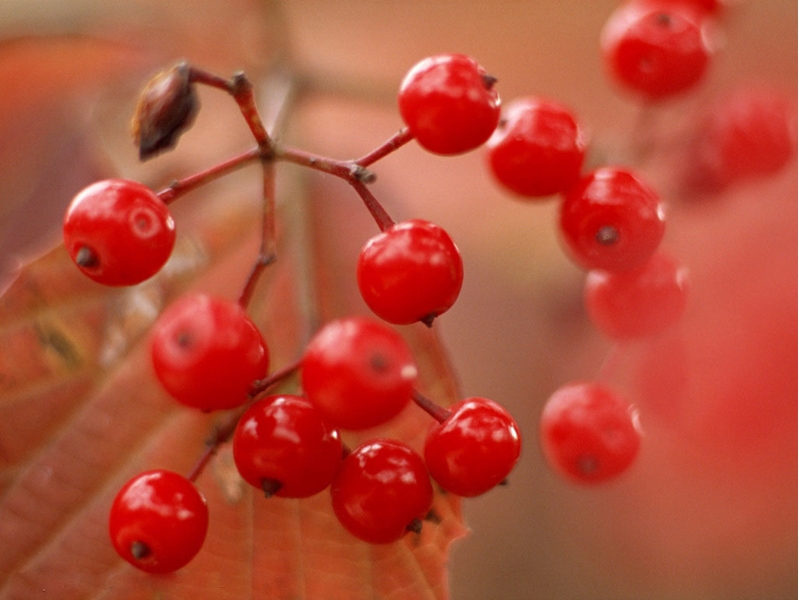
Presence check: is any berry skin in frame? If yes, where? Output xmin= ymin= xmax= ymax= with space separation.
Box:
xmin=540 ymin=382 xmax=641 ymax=484
xmin=559 ymin=167 xmax=666 ymax=272
xmin=424 ymin=397 xmax=522 ymax=497
xmin=301 ymin=316 xmax=417 ymax=430
xmin=232 ymin=394 xmax=343 ymax=498
xmin=685 ymin=87 xmax=797 ymax=192
xmin=150 ymin=293 xmax=269 ymax=411
xmin=108 ymin=469 xmax=209 ymax=573
xmin=585 ymin=252 xmax=689 ymax=340
xmin=63 ymin=179 xmax=176 ymax=286
xmin=398 ymin=53 xmax=501 ymax=155
xmin=330 ymin=439 xmax=434 ymax=544
xmin=601 ymin=1 xmax=713 ymax=99
xmin=486 ymin=97 xmax=587 ymax=198
xmin=357 ymin=219 xmax=464 ymax=326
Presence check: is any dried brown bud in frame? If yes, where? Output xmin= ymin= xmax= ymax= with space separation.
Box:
xmin=131 ymin=62 xmax=199 ymax=161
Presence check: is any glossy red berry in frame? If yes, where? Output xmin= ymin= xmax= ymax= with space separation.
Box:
xmin=486 ymin=97 xmax=587 ymax=198
xmin=585 ymin=252 xmax=689 ymax=339
xmin=685 ymin=86 xmax=797 ymax=192
xmin=357 ymin=219 xmax=464 ymax=326
xmin=108 ymin=469 xmax=208 ymax=573
xmin=559 ymin=167 xmax=665 ymax=272
xmin=232 ymin=394 xmax=343 ymax=498
xmin=540 ymin=382 xmax=641 ymax=484
xmin=330 ymin=439 xmax=434 ymax=544
xmin=150 ymin=293 xmax=269 ymax=411
xmin=301 ymin=316 xmax=417 ymax=430
xmin=601 ymin=1 xmax=713 ymax=99
xmin=63 ymin=179 xmax=176 ymax=286
xmin=424 ymin=397 xmax=522 ymax=497
xmin=398 ymin=53 xmax=501 ymax=155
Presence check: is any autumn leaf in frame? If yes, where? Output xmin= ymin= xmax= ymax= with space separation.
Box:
xmin=0 ymin=112 xmax=471 ymax=600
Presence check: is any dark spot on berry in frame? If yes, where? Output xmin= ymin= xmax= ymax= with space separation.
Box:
xmin=596 ymin=225 xmax=619 ymax=245
xmin=261 ymin=478 xmax=283 ymax=498
xmin=370 ymin=352 xmax=389 ymax=372
xmin=176 ymin=330 xmax=193 ymax=348
xmin=130 ymin=540 xmax=151 ymax=560
xmin=577 ymin=455 xmax=599 ymax=475
xmin=424 ymin=509 xmax=442 ymax=524
xmin=655 ymin=12 xmax=673 ymax=28
xmin=135 ymin=214 xmax=151 ymax=231
xmin=637 ymin=52 xmax=658 ymax=74
xmin=405 ymin=517 xmax=423 ymax=534
xmin=75 ymin=246 xmax=99 ymax=269
xmin=481 ymin=73 xmax=498 ymax=90
xmin=420 ymin=313 xmax=437 ymax=328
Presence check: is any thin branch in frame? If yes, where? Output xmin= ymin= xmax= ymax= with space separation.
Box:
xmin=355 ymin=127 xmax=414 ymax=167
xmin=156 ymin=147 xmax=261 ymax=204
xmin=412 ymin=389 xmax=452 ymax=423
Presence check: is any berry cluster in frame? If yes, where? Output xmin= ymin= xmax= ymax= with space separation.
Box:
xmin=530 ymin=0 xmax=790 ymax=484
xmin=67 ymin=0 xmax=795 ymax=579
xmin=68 ymin=55 xmax=522 ymax=574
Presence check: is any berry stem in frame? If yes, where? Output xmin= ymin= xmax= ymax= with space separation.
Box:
xmin=412 ymin=389 xmax=451 ymax=423
xmin=275 ymin=127 xmax=412 ymax=182
xmin=276 ymin=145 xmax=361 ymax=180
xmin=187 ymin=66 xmax=234 ymax=94
xmin=188 ymin=66 xmax=294 ymax=307
xmin=238 ymin=159 xmax=279 ymax=307
xmin=231 ymin=72 xmax=273 ymax=154
xmin=249 ymin=359 xmax=302 ymax=397
xmin=277 ymin=144 xmax=396 ymax=229
xmin=355 ymin=127 xmax=414 ymax=167
xmin=156 ymin=147 xmax=261 ymax=204
xmin=350 ymin=179 xmax=396 ymax=231
xmin=186 ymin=416 xmax=238 ymax=483
xmin=187 ymin=66 xmax=273 ymax=154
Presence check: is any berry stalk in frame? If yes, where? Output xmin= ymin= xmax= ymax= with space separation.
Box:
xmin=156 ymin=147 xmax=261 ymax=205
xmin=412 ymin=389 xmax=451 ymax=423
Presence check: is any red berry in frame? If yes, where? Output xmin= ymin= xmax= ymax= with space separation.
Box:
xmin=301 ymin=316 xmax=417 ymax=430
xmin=540 ymin=382 xmax=641 ymax=484
xmin=63 ymin=179 xmax=176 ymax=286
xmin=357 ymin=219 xmax=464 ymax=326
xmin=424 ymin=397 xmax=522 ymax=497
xmin=330 ymin=439 xmax=434 ymax=544
xmin=108 ymin=469 xmax=208 ymax=573
xmin=559 ymin=167 xmax=666 ymax=272
xmin=585 ymin=252 xmax=689 ymax=339
xmin=634 ymin=0 xmax=725 ymax=15
xmin=150 ymin=293 xmax=269 ymax=411
xmin=686 ymin=86 xmax=797 ymax=192
xmin=232 ymin=394 xmax=343 ymax=498
xmin=398 ymin=53 xmax=501 ymax=155
xmin=601 ymin=1 xmax=713 ymax=99
xmin=486 ymin=97 xmax=587 ymax=198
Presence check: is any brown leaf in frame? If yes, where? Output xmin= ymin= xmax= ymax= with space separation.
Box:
xmin=0 ymin=117 xmax=465 ymax=600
